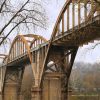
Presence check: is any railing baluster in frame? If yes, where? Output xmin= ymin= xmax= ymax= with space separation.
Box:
xmin=22 ymin=42 xmax=24 ymax=53
xmin=62 ymin=14 xmax=64 ymax=33
xmin=78 ymin=1 xmax=80 ymax=27
xmin=12 ymin=48 xmax=14 ymax=60
xmin=9 ymin=54 xmax=11 ymax=61
xmin=11 ymin=49 xmax=12 ymax=60
xmin=84 ymin=1 xmax=87 ymax=22
xmin=57 ymin=23 xmax=60 ymax=36
xmin=19 ymin=39 xmax=20 ymax=55
xmin=18 ymin=40 xmax=19 ymax=56
xmin=21 ymin=41 xmax=23 ymax=54
xmin=20 ymin=40 xmax=21 ymax=55
xmin=23 ymin=43 xmax=26 ymax=53
xmin=17 ymin=41 xmax=18 ymax=57
xmin=20 ymin=41 xmax=21 ymax=55
xmin=14 ymin=43 xmax=15 ymax=59
xmin=14 ymin=44 xmax=16 ymax=58
xmin=67 ymin=5 xmax=69 ymax=30
xmin=72 ymin=0 xmax=75 ymax=29
xmin=91 ymin=0 xmax=94 ymax=18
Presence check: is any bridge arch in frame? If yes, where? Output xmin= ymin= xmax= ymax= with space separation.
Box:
xmin=7 ymin=34 xmax=47 ymax=63
xmin=23 ymin=34 xmax=47 ymax=48
xmin=1 ymin=1 xmax=100 ymax=99
xmin=40 ymin=0 xmax=100 ymax=85
xmin=5 ymin=34 xmax=47 ymax=79
xmin=7 ymin=34 xmax=32 ymax=63
xmin=50 ymin=0 xmax=100 ymax=40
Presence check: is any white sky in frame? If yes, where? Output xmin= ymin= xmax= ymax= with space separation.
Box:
xmin=0 ymin=0 xmax=100 ymax=63
xmin=75 ymin=42 xmax=100 ymax=63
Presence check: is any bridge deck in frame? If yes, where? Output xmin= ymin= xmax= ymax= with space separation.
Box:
xmin=53 ymin=15 xmax=100 ymax=46
xmin=1 ymin=15 xmax=100 ymax=68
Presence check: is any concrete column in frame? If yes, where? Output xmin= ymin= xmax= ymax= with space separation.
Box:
xmin=61 ymin=76 xmax=69 ymax=100
xmin=31 ymin=87 xmax=41 ymax=100
xmin=42 ymin=73 xmax=63 ymax=100
xmin=18 ymin=93 xmax=24 ymax=100
xmin=3 ymin=83 xmax=18 ymax=100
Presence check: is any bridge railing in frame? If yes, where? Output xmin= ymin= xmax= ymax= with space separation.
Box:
xmin=3 ymin=34 xmax=47 ymax=64
xmin=51 ymin=0 xmax=100 ymax=40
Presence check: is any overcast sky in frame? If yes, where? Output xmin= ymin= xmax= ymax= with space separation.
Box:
xmin=0 ymin=0 xmax=100 ymax=63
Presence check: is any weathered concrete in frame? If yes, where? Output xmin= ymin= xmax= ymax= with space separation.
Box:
xmin=3 ymin=83 xmax=18 ymax=100
xmin=31 ymin=87 xmax=41 ymax=100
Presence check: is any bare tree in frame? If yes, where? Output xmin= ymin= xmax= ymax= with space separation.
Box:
xmin=0 ymin=0 xmax=47 ymax=46
xmin=94 ymin=0 xmax=100 ymax=4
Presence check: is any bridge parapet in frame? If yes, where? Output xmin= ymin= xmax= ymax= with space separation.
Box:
xmin=50 ymin=0 xmax=100 ymax=40
xmin=4 ymin=34 xmax=47 ymax=64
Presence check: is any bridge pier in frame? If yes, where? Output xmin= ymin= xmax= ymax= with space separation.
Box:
xmin=1 ymin=0 xmax=100 ymax=99
xmin=2 ymin=83 xmax=19 ymax=100
xmin=31 ymin=87 xmax=41 ymax=100
xmin=41 ymin=72 xmax=68 ymax=100
xmin=18 ymin=93 xmax=24 ymax=100
xmin=30 ymin=73 xmax=69 ymax=100
xmin=2 ymin=66 xmax=24 ymax=100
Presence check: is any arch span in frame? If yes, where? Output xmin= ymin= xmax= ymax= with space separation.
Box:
xmin=40 ymin=0 xmax=100 ymax=86
xmin=23 ymin=34 xmax=47 ymax=48
xmin=7 ymin=35 xmax=32 ymax=63
xmin=7 ymin=34 xmax=47 ymax=63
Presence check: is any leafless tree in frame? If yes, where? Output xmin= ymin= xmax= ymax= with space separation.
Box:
xmin=0 ymin=0 xmax=47 ymax=46
xmin=94 ymin=0 xmax=100 ymax=4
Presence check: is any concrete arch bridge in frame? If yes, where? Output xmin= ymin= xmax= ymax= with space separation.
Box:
xmin=0 ymin=0 xmax=100 ymax=100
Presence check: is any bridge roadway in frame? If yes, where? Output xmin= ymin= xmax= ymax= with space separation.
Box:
xmin=0 ymin=0 xmax=100 ymax=100
xmin=2 ymin=15 xmax=100 ymax=67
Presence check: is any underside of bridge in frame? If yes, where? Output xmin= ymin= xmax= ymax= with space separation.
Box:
xmin=0 ymin=0 xmax=100 ymax=100
xmin=2 ymin=45 xmax=78 ymax=100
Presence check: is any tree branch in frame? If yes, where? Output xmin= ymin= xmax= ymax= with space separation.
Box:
xmin=0 ymin=17 xmax=27 ymax=45
xmin=0 ymin=0 xmax=7 ymax=13
xmin=0 ymin=0 xmax=29 ymax=35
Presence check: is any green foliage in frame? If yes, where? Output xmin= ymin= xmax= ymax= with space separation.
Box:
xmin=69 ymin=95 xmax=100 ymax=100
xmin=70 ymin=62 xmax=100 ymax=92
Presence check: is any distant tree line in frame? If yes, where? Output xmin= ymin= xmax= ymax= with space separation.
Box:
xmin=69 ymin=62 xmax=100 ymax=93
